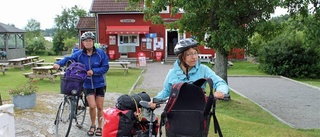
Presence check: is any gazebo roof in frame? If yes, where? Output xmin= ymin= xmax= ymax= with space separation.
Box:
xmin=0 ymin=22 xmax=25 ymax=33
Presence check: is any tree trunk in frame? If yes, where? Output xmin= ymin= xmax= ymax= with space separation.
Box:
xmin=214 ymin=49 xmax=228 ymax=84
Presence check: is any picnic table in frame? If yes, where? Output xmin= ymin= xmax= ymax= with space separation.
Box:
xmin=23 ymin=66 xmax=61 ymax=83
xmin=7 ymin=56 xmax=44 ymax=70
xmin=55 ymin=57 xmax=63 ymax=61
xmin=109 ymin=62 xmax=131 ymax=75
xmin=34 ymin=62 xmax=54 ymax=67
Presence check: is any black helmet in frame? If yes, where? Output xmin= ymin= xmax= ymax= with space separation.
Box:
xmin=81 ymin=32 xmax=95 ymax=41
xmin=174 ymin=38 xmax=199 ymax=55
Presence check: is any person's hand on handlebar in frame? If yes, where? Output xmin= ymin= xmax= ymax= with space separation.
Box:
xmin=53 ymin=64 xmax=60 ymax=70
xmin=214 ymin=91 xmax=225 ymax=99
xmin=148 ymin=101 xmax=157 ymax=110
xmin=148 ymin=98 xmax=167 ymax=110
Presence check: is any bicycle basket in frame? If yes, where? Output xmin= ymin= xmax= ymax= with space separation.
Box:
xmin=60 ymin=77 xmax=84 ymax=96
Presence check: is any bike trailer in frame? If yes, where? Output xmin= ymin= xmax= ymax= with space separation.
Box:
xmin=159 ymin=78 xmax=223 ymax=137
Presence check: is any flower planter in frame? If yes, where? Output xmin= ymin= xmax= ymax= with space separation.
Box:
xmin=12 ymin=93 xmax=36 ymax=109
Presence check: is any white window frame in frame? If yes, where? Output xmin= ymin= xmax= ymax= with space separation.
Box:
xmin=118 ymin=34 xmax=140 ymax=53
xmin=118 ymin=34 xmax=139 ymax=46
xmin=178 ymin=8 xmax=184 ymax=13
xmin=160 ymin=6 xmax=170 ymax=13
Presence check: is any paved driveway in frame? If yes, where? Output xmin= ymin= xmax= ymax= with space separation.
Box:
xmin=228 ymin=76 xmax=320 ymax=129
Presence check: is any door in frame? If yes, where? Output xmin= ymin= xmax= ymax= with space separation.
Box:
xmin=167 ymin=31 xmax=178 ymax=56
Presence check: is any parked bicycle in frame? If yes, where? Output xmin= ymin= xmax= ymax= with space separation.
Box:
xmin=54 ymin=65 xmax=87 ymax=137
xmin=54 ymin=89 xmax=87 ymax=137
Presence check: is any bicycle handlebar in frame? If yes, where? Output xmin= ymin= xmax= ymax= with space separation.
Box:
xmin=139 ymin=98 xmax=167 ymax=110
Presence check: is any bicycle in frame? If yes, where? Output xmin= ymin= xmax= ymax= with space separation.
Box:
xmin=54 ymin=70 xmax=87 ymax=137
xmin=136 ymin=98 xmax=167 ymax=137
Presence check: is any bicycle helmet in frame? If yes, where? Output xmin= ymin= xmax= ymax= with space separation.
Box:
xmin=81 ymin=32 xmax=95 ymax=41
xmin=174 ymin=38 xmax=199 ymax=55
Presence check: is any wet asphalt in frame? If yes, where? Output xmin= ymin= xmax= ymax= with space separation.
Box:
xmin=14 ymin=62 xmax=319 ymax=136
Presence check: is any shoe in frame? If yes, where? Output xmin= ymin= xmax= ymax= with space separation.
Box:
xmin=87 ymin=125 xmax=96 ymax=136
xmin=95 ymin=127 xmax=102 ymax=136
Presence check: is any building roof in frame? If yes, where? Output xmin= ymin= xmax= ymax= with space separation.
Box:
xmin=0 ymin=22 xmax=25 ymax=33
xmin=76 ymin=17 xmax=96 ymax=29
xmin=90 ymin=0 xmax=144 ymax=13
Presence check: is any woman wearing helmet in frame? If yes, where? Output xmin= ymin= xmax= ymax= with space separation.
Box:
xmin=53 ymin=31 xmax=109 ymax=136
xmin=149 ymin=38 xmax=229 ymax=108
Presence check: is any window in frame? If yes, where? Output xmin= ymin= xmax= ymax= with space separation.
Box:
xmin=178 ymin=8 xmax=184 ymax=13
xmin=118 ymin=35 xmax=139 ymax=53
xmin=0 ymin=34 xmax=4 ymax=48
xmin=160 ymin=6 xmax=170 ymax=13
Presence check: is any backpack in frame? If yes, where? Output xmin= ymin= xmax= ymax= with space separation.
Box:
xmin=60 ymin=61 xmax=87 ymax=96
xmin=116 ymin=92 xmax=151 ymax=111
xmin=159 ymin=78 xmax=223 ymax=137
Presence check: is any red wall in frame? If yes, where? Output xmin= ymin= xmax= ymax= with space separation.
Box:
xmin=95 ymin=13 xmax=244 ymax=60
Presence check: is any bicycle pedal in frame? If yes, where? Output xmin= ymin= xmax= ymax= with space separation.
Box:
xmin=76 ymin=124 xmax=83 ymax=128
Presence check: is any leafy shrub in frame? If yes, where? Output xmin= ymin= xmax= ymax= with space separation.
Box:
xmin=8 ymin=81 xmax=39 ymax=96
xmin=258 ymin=34 xmax=320 ymax=78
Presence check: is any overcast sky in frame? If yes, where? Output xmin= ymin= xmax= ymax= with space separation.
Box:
xmin=0 ymin=0 xmax=91 ymax=29
xmin=0 ymin=1 xmax=288 ymax=30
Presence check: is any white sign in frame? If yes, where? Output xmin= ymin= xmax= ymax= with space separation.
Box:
xmin=138 ymin=56 xmax=147 ymax=67
xmin=120 ymin=19 xmax=135 ymax=23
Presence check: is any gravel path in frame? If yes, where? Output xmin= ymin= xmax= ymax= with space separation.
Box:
xmin=13 ymin=62 xmax=319 ymax=136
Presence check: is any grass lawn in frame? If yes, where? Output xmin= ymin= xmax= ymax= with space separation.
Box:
xmin=0 ymin=55 xmax=142 ymax=101
xmin=1 ymin=56 xmax=319 ymax=136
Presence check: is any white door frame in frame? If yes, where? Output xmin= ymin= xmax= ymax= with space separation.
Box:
xmin=164 ymin=29 xmax=185 ymax=58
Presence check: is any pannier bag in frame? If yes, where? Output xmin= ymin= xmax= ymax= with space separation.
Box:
xmin=159 ymin=78 xmax=223 ymax=137
xmin=102 ymin=107 xmax=137 ymax=137
xmin=103 ymin=92 xmax=156 ymax=137
xmin=60 ymin=61 xmax=87 ymax=96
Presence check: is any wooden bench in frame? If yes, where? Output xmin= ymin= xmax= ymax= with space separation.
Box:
xmin=23 ymin=66 xmax=59 ymax=83
xmin=210 ymin=61 xmax=234 ymax=68
xmin=109 ymin=62 xmax=130 ymax=75
xmin=22 ymin=59 xmax=45 ymax=67
xmin=35 ymin=59 xmax=45 ymax=63
xmin=198 ymin=54 xmax=212 ymax=63
xmin=23 ymin=62 xmax=35 ymax=67
xmin=35 ymin=62 xmax=54 ymax=67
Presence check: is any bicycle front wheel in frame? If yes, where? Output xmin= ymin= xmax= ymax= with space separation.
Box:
xmin=74 ymin=93 xmax=86 ymax=128
xmin=54 ymin=96 xmax=73 ymax=137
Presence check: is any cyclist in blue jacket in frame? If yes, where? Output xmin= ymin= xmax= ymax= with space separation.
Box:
xmin=53 ymin=31 xmax=109 ymax=136
xmin=149 ymin=38 xmax=229 ymax=108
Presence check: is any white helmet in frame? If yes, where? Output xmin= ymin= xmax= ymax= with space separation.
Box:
xmin=174 ymin=38 xmax=199 ymax=55
xmin=81 ymin=32 xmax=95 ymax=41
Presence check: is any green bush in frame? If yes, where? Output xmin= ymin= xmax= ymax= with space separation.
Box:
xmin=258 ymin=34 xmax=320 ymax=78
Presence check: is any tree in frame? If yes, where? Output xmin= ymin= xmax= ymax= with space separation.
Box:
xmin=282 ymin=0 xmax=320 ymax=51
xmin=52 ymin=5 xmax=88 ymax=55
xmin=63 ymin=37 xmax=78 ymax=52
xmin=128 ymin=0 xmax=280 ymax=82
xmin=24 ymin=19 xmax=46 ymax=55
xmin=24 ymin=19 xmax=42 ymax=39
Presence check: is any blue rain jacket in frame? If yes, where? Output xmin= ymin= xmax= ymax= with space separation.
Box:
xmin=55 ymin=47 xmax=109 ymax=89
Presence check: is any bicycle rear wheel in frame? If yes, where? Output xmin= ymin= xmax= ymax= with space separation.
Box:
xmin=54 ymin=96 xmax=73 ymax=137
xmin=74 ymin=93 xmax=86 ymax=128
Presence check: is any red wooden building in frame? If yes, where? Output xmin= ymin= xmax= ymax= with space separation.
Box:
xmin=76 ymin=0 xmax=244 ymax=61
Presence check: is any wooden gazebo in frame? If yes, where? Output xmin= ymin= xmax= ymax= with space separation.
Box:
xmin=0 ymin=22 xmax=26 ymax=62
